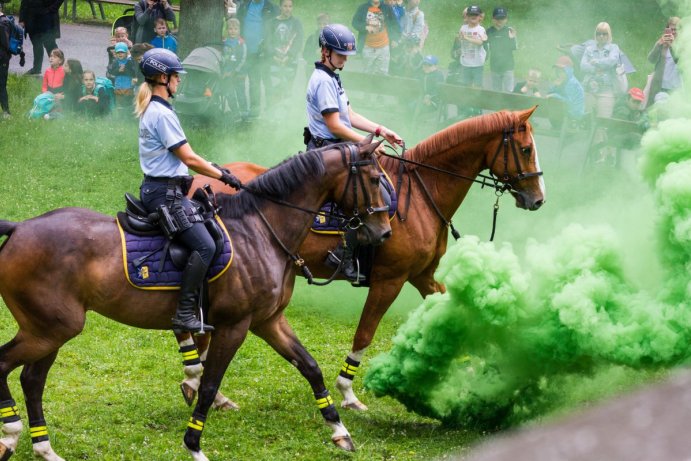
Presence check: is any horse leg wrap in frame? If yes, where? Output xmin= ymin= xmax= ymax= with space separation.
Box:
xmin=184 ymin=413 xmax=206 ymax=452
xmin=314 ymin=390 xmax=339 ymax=422
xmin=0 ymin=400 xmax=22 ymax=459
xmin=338 ymin=356 xmax=360 ymax=381
xmin=180 ymin=344 xmax=202 ymax=367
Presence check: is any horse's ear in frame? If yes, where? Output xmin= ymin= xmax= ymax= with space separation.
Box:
xmin=518 ymin=105 xmax=538 ymax=121
xmin=358 ymin=138 xmax=383 ymax=157
xmin=358 ymin=133 xmax=375 ymax=146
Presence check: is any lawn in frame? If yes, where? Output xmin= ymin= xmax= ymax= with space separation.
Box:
xmin=0 ymin=1 xmax=682 ymax=459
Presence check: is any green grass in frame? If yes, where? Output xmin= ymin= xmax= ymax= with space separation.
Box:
xmin=0 ymin=1 xmax=679 ymax=459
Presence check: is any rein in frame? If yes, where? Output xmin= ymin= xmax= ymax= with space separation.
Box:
xmin=380 ymin=125 xmax=543 ymax=242
xmin=241 ymin=144 xmax=387 ymax=285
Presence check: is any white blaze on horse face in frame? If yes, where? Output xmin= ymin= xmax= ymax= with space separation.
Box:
xmin=531 ymin=134 xmax=546 ymax=200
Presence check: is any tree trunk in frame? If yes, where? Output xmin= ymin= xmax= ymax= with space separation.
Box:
xmin=178 ymin=0 xmax=225 ymax=59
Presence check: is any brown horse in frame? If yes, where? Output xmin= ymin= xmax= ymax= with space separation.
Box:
xmin=0 ymin=141 xmax=391 ymax=461
xmin=181 ymin=108 xmax=546 ymax=411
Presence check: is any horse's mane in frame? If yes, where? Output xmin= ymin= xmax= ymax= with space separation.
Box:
xmin=217 ymin=149 xmax=326 ymax=219
xmin=399 ymin=111 xmax=518 ymax=166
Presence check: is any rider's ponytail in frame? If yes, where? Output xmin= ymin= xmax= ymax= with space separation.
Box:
xmin=134 ymin=81 xmax=153 ymax=118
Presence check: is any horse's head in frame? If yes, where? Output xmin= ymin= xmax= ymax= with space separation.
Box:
xmin=487 ymin=106 xmax=546 ymax=211
xmin=326 ymin=137 xmax=392 ymax=246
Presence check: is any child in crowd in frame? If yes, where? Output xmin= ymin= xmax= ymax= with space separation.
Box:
xmin=265 ymin=0 xmax=303 ymax=106
xmin=62 ymin=59 xmax=84 ymax=113
xmin=130 ymin=42 xmax=154 ymax=84
xmin=107 ymin=27 xmax=133 ymax=67
xmin=453 ymin=5 xmax=487 ymax=88
xmin=78 ymin=70 xmax=111 ymax=117
xmin=42 ymin=48 xmax=65 ymax=95
xmin=222 ymin=17 xmax=248 ymax=120
xmin=107 ymin=42 xmax=136 ymax=113
xmin=486 ymin=7 xmax=517 ymax=92
xmin=546 ymin=55 xmax=585 ymax=126
xmin=150 ymin=18 xmax=178 ymax=54
xmin=419 ymin=54 xmax=444 ymax=111
xmin=514 ymin=68 xmax=542 ymax=97
xmin=302 ymin=12 xmax=330 ymax=64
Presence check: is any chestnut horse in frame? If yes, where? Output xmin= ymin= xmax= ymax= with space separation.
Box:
xmin=0 ymin=141 xmax=391 ymax=461
xmin=180 ymin=108 xmax=546 ymax=412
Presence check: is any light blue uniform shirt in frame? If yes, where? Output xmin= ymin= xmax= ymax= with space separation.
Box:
xmin=138 ymin=96 xmax=189 ymax=177
xmin=306 ymin=62 xmax=351 ymax=141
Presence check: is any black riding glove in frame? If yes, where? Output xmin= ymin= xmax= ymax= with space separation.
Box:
xmin=220 ymin=171 xmax=243 ymax=190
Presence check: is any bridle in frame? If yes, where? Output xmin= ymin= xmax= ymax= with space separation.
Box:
xmin=379 ymin=123 xmax=542 ymax=241
xmin=240 ymin=143 xmax=388 ymax=282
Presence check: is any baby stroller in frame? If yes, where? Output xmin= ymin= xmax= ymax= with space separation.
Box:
xmin=175 ymin=46 xmax=230 ymax=125
xmin=112 ymin=8 xmax=135 ymax=38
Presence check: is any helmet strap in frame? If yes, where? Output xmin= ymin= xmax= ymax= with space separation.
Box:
xmin=324 ymin=49 xmax=343 ymax=72
xmin=147 ymin=75 xmax=175 ymax=98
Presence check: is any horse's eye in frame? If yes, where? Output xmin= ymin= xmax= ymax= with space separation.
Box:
xmin=521 ymin=146 xmax=532 ymax=156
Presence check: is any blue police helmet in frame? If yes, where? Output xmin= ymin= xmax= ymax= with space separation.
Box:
xmin=140 ymin=48 xmax=186 ymax=78
xmin=319 ymin=24 xmax=357 ymax=55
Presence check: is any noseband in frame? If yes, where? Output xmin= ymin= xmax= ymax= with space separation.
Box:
xmin=338 ymin=144 xmax=389 ymax=230
xmin=488 ymin=125 xmax=543 ymax=192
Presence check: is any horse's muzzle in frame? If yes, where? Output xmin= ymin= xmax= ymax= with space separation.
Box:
xmin=360 ymin=225 xmax=392 ymax=246
xmin=512 ymin=190 xmax=545 ymax=211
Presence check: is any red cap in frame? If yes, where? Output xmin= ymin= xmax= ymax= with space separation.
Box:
xmin=628 ymin=87 xmax=645 ymax=102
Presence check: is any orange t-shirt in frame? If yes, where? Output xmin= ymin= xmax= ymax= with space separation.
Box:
xmin=364 ymin=7 xmax=389 ymax=49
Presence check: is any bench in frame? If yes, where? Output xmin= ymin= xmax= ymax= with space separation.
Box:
xmin=339 ymin=71 xmax=423 ymax=132
xmin=584 ymin=116 xmax=643 ymax=168
xmin=63 ymin=0 xmax=179 ymax=23
xmin=435 ymin=83 xmax=595 ymax=158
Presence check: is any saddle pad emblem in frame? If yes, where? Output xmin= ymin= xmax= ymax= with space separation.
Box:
xmin=117 ymin=216 xmax=233 ymax=290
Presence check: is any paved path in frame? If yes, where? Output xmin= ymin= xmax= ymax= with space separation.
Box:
xmin=10 ymin=22 xmax=111 ymax=78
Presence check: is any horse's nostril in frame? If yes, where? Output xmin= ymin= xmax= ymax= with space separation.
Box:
xmin=382 ymin=230 xmax=392 ymax=240
xmin=533 ymin=200 xmax=544 ymax=210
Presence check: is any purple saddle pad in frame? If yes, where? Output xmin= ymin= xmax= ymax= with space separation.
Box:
xmin=118 ymin=218 xmax=233 ymax=289
xmin=311 ymin=173 xmax=398 ymax=233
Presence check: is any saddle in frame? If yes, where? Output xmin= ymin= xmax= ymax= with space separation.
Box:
xmin=117 ymin=186 xmax=226 ymax=272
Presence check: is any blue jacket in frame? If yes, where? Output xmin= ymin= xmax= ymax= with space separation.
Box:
xmin=150 ymin=33 xmax=178 ymax=54
xmin=548 ymin=66 xmax=585 ymax=120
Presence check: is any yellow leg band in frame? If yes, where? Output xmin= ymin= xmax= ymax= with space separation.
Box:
xmin=0 ymin=405 xmax=19 ymax=418
xmin=188 ymin=417 xmax=205 ymax=431
xmin=316 ymin=395 xmax=334 ymax=409
xmin=30 ymin=426 xmax=49 ymax=437
xmin=341 ymin=362 xmax=359 ymax=376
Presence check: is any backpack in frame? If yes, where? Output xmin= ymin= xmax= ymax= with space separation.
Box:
xmin=4 ymin=15 xmax=25 ymax=61
xmin=95 ymin=77 xmax=116 ymax=112
xmin=28 ymin=92 xmax=55 ymax=119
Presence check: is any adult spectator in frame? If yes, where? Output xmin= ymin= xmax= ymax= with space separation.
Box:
xmin=580 ymin=22 xmax=621 ymax=119
xmin=646 ymin=16 xmax=681 ymax=108
xmin=351 ymin=0 xmax=400 ymax=75
xmin=133 ymin=0 xmax=176 ymax=44
xmin=236 ymin=0 xmax=278 ymax=118
xmin=19 ymin=0 xmax=63 ymax=76
xmin=0 ymin=3 xmax=13 ymax=118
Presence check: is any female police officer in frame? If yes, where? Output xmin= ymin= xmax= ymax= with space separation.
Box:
xmin=305 ymin=23 xmax=403 ymax=283
xmin=135 ymin=48 xmax=242 ymax=332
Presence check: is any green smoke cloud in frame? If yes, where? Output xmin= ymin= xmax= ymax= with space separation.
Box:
xmin=364 ymin=4 xmax=691 ymax=431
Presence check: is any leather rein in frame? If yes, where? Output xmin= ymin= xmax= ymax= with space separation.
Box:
xmin=238 ymin=143 xmax=387 ymax=283
xmin=380 ymin=125 xmax=543 ymax=242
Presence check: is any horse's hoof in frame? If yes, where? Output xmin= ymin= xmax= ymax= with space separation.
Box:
xmin=180 ymin=382 xmax=197 ymax=407
xmin=184 ymin=445 xmax=209 ymax=461
xmin=0 ymin=443 xmax=14 ymax=461
xmin=212 ymin=397 xmax=240 ymax=411
xmin=332 ymin=435 xmax=356 ymax=452
xmin=341 ymin=400 xmax=368 ymax=411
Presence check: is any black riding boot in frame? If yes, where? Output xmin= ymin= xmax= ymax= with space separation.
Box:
xmin=172 ymin=251 xmax=215 ymax=333
xmin=326 ymin=229 xmax=365 ymax=284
